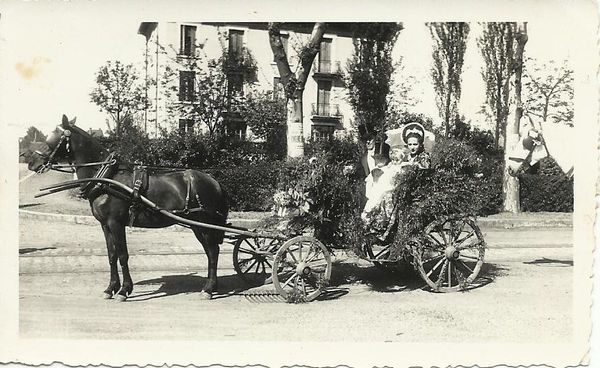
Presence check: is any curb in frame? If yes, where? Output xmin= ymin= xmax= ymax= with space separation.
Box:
xmin=19 ymin=209 xmax=572 ymax=230
xmin=18 ymin=209 xmax=262 ymax=232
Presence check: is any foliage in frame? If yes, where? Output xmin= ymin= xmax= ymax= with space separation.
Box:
xmin=523 ymin=58 xmax=574 ymax=126
xmin=211 ymin=160 xmax=280 ymax=211
xmin=90 ymin=61 xmax=148 ymax=135
xmin=428 ymin=22 xmax=470 ymax=136
xmin=382 ymin=138 xmax=501 ymax=256
xmin=386 ymin=57 xmax=422 ymax=118
xmin=477 ymin=22 xmax=516 ymax=148
xmin=100 ymin=116 xmax=153 ymax=163
xmin=161 ymin=55 xmax=231 ymax=136
xmin=273 ymin=137 xmax=364 ymax=246
xmin=520 ymin=157 xmax=573 ymax=212
xmin=19 ymin=126 xmax=47 ymax=150
xmin=346 ymin=23 xmax=403 ymax=138
xmin=241 ymin=91 xmax=287 ymax=159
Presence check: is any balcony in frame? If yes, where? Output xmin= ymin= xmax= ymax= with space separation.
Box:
xmin=312 ymin=60 xmax=343 ymax=78
xmin=311 ymin=103 xmax=342 ymax=124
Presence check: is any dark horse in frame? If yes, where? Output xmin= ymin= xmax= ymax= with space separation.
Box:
xmin=27 ymin=115 xmax=229 ymax=301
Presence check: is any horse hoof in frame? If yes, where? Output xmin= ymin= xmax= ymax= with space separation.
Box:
xmin=102 ymin=292 xmax=113 ymax=300
xmin=199 ymin=291 xmax=212 ymax=300
xmin=114 ymin=294 xmax=127 ymax=302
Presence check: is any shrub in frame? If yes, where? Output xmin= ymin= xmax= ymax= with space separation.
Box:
xmin=520 ymin=157 xmax=573 ymax=212
xmin=274 ymin=137 xmax=364 ymax=247
xmin=211 ymin=160 xmax=281 ymax=211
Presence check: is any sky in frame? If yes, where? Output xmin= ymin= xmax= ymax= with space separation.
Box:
xmin=0 ymin=3 xmax=578 ymax=137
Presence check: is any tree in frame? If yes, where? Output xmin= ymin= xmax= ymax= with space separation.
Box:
xmin=268 ymin=22 xmax=327 ymax=158
xmin=523 ymin=58 xmax=574 ymax=126
xmin=346 ymin=22 xmax=403 ymax=139
xmin=504 ymin=22 xmax=528 ymax=213
xmin=242 ymin=90 xmax=287 ymax=159
xmin=478 ymin=22 xmax=516 ymax=148
xmin=90 ymin=61 xmax=148 ymax=136
xmin=158 ymin=36 xmax=257 ymax=137
xmin=428 ymin=22 xmax=470 ymax=136
xmin=19 ymin=126 xmax=47 ymax=150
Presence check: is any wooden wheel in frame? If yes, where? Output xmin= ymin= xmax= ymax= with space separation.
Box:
xmin=233 ymin=237 xmax=281 ymax=285
xmin=272 ymin=236 xmax=332 ymax=302
xmin=413 ymin=216 xmax=486 ymax=292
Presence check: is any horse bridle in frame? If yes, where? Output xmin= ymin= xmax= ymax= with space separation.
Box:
xmin=34 ymin=128 xmax=73 ymax=174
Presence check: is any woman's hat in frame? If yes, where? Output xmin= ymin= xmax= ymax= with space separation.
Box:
xmin=402 ymin=122 xmax=425 ymax=144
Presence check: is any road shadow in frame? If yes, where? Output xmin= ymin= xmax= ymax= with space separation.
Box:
xmin=19 ymin=203 xmax=42 ymax=209
xmin=328 ymin=261 xmax=424 ymax=293
xmin=19 ymin=247 xmax=56 ymax=255
xmin=129 ymin=273 xmax=253 ymax=302
xmin=523 ymin=258 xmax=573 ymax=267
xmin=328 ymin=260 xmax=508 ymax=294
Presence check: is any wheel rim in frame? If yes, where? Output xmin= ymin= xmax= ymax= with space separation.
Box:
xmin=272 ymin=236 xmax=332 ymax=302
xmin=416 ymin=217 xmax=485 ymax=292
xmin=233 ymin=237 xmax=280 ymax=285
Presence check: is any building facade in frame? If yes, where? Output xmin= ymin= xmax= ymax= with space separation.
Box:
xmin=138 ymin=22 xmax=358 ymax=141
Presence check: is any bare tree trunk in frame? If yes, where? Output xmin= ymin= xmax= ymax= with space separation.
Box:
xmin=286 ymin=96 xmax=304 ymax=158
xmin=268 ymin=22 xmax=326 ymax=159
xmin=503 ymin=22 xmax=527 ymax=213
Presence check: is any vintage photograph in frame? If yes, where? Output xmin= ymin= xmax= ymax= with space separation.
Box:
xmin=1 ymin=1 xmax=598 ymax=367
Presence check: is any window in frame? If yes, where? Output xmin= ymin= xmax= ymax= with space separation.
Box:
xmin=180 ymin=25 xmax=196 ymax=56
xmin=311 ymin=125 xmax=334 ymax=141
xmin=179 ymin=71 xmax=195 ymax=102
xmin=316 ymin=80 xmax=332 ymax=115
xmin=318 ymin=38 xmax=332 ymax=73
xmin=228 ymin=29 xmax=244 ymax=61
xmin=273 ymin=34 xmax=289 ymax=62
xmin=179 ymin=119 xmax=194 ymax=133
xmin=273 ymin=76 xmax=284 ymax=100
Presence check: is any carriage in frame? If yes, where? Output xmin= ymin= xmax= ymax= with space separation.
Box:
xmin=27 ymin=115 xmax=488 ymax=303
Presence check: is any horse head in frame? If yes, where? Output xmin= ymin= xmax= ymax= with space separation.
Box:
xmin=27 ymin=114 xmax=105 ymax=173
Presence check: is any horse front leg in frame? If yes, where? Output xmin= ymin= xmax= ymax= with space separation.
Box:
xmin=101 ymin=223 xmax=120 ymax=299
xmin=109 ymin=220 xmax=133 ymax=302
xmin=193 ymin=229 xmax=220 ymax=300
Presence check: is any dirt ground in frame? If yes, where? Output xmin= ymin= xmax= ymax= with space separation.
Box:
xmin=19 ymin=217 xmax=573 ymax=342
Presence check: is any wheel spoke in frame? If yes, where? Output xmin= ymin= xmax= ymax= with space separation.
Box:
xmin=455 ymin=230 xmax=476 ymax=246
xmin=447 ymin=261 xmax=452 ymax=287
xmin=457 ymin=259 xmax=475 ymax=274
xmin=459 ymin=254 xmax=480 ymax=261
xmin=281 ymin=273 xmax=297 ymax=289
xmin=300 ymin=278 xmax=307 ymax=297
xmin=286 ymin=248 xmax=299 ymax=264
xmin=427 ymin=233 xmax=445 ymax=248
xmin=237 ymin=247 xmax=258 ymax=255
xmin=305 ymin=248 xmax=321 ymax=263
xmin=453 ymin=220 xmax=466 ymax=241
xmin=427 ymin=257 xmax=446 ymax=278
xmin=264 ymin=259 xmax=273 ymax=269
xmin=242 ymin=259 xmax=259 ymax=273
xmin=243 ymin=238 xmax=258 ymax=250
xmin=435 ymin=260 xmax=448 ymax=287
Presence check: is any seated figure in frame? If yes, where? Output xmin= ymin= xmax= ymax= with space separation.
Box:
xmin=361 ymin=123 xmax=432 ymax=240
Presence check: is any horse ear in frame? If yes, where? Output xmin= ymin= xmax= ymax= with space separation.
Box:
xmin=61 ymin=115 xmax=69 ymax=128
xmin=70 ymin=117 xmax=77 ymax=125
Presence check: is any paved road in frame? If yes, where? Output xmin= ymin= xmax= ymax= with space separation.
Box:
xmin=19 ymin=217 xmax=573 ymax=342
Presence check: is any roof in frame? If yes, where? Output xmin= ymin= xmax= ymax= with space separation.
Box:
xmin=137 ymin=22 xmax=403 ymax=39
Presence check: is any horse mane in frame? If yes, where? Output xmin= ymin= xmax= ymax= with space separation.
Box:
xmin=70 ymin=124 xmax=108 ymax=155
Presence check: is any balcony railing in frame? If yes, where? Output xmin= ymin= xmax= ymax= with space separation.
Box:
xmin=313 ymin=60 xmax=343 ymax=75
xmin=311 ymin=103 xmax=342 ymax=117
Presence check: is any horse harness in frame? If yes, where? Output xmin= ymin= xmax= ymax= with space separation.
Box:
xmin=38 ymin=127 xmax=223 ymax=226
